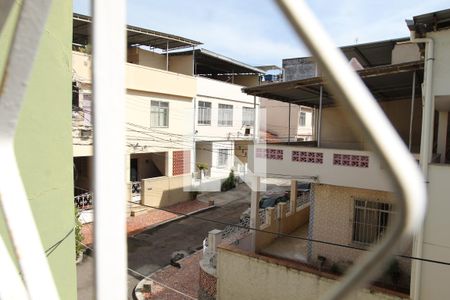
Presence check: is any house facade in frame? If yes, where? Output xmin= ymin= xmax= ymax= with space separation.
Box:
xmin=197 ymin=9 xmax=450 ymax=298
xmin=72 ymin=13 xmax=200 ymax=215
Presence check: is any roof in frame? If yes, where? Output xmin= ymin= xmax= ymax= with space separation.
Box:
xmin=283 ymin=37 xmax=409 ymax=69
xmin=243 ymin=61 xmax=424 ymax=107
xmin=407 ymin=8 xmax=450 ymax=34
xmin=171 ymin=48 xmax=265 ymax=75
xmin=73 ymin=13 xmax=202 ymax=50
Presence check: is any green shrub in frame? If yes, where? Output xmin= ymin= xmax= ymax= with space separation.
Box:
xmin=221 ymin=170 xmax=236 ymax=192
xmin=75 ymin=208 xmax=85 ymax=258
xmin=196 ymin=162 xmax=209 ymax=171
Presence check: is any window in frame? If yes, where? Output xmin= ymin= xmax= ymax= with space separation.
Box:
xmin=151 ymin=100 xmax=169 ymax=127
xmin=218 ymin=104 xmax=233 ymax=126
xmin=352 ymin=199 xmax=392 ymax=245
xmin=198 ymin=101 xmax=211 ymax=125
xmin=299 ymin=111 xmax=306 ymax=127
xmin=218 ymin=149 xmax=229 ymax=167
xmin=242 ymin=107 xmax=255 ymax=126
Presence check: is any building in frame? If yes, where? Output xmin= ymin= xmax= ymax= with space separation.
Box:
xmin=170 ymin=48 xmax=264 ymax=189
xmin=72 ymin=13 xmax=200 ymax=217
xmin=0 ymin=1 xmax=77 ymax=299
xmin=71 ymin=14 xmax=265 ymax=214
xmin=198 ymin=8 xmax=450 ymax=299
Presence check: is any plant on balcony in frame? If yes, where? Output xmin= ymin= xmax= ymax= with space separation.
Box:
xmin=75 ymin=208 xmax=85 ymax=263
xmin=221 ymin=170 xmax=236 ymax=192
xmin=196 ymin=162 xmax=209 ymax=171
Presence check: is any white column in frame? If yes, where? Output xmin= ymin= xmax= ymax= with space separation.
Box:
xmin=250 ymin=176 xmax=261 ymax=252
xmin=437 ymin=111 xmax=448 ymax=163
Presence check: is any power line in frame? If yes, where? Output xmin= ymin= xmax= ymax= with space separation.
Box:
xmin=127 ymin=200 xmax=450 ymax=267
xmin=45 ymin=228 xmax=74 ymax=257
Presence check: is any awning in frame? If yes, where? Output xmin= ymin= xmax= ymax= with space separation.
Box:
xmin=73 ymin=13 xmax=202 ymax=51
xmin=242 ymin=61 xmax=424 ymax=107
xmin=171 ymin=48 xmax=265 ymax=75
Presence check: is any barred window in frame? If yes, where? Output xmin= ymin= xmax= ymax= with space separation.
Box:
xmin=151 ymin=100 xmax=169 ymax=127
xmin=242 ymin=107 xmax=254 ymax=126
xmin=218 ymin=104 xmax=233 ymax=127
xmin=352 ymin=199 xmax=392 ymax=245
xmin=198 ymin=101 xmax=211 ymax=125
xmin=218 ymin=149 xmax=229 ymax=167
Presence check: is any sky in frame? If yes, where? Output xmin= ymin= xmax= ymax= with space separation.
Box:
xmin=73 ymin=0 xmax=450 ymax=67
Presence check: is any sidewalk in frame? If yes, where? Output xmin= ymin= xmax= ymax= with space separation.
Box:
xmin=135 ymin=250 xmax=202 ymax=300
xmin=81 ymin=200 xmax=211 ymax=245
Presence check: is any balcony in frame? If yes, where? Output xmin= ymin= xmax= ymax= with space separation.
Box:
xmin=72 ymin=51 xmax=196 ymax=98
xmin=248 ymin=143 xmax=397 ymax=192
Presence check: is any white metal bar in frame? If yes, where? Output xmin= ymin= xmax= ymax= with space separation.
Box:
xmin=0 ymin=231 xmax=29 ymax=300
xmin=0 ymin=1 xmax=59 ymax=299
xmin=408 ymin=71 xmax=416 ymax=151
xmin=276 ymin=1 xmax=426 ymax=299
xmin=317 ymin=85 xmax=323 ymax=147
xmin=92 ymin=1 xmax=128 ymax=299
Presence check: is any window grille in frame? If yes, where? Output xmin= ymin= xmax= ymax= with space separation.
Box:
xmin=352 ymin=199 xmax=392 ymax=245
xmin=151 ymin=100 xmax=169 ymax=127
xmin=242 ymin=107 xmax=255 ymax=126
xmin=218 ymin=104 xmax=233 ymax=126
xmin=198 ymin=101 xmax=211 ymax=125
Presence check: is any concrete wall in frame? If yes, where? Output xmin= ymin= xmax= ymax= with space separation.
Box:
xmin=73 ymin=51 xmax=197 ymax=98
xmin=233 ymin=75 xmax=260 ymax=87
xmin=428 ymin=30 xmax=450 ymax=97
xmin=217 ymin=246 xmax=408 ymax=300
xmin=0 ymin=1 xmax=77 ymax=298
xmin=260 ymin=98 xmax=300 ymax=142
xmin=249 ymin=144 xmax=395 ymax=192
xmin=141 ymin=175 xmax=192 ymax=207
xmin=127 ymin=47 xmax=166 ymax=70
xmin=419 ymin=164 xmax=450 ymax=299
xmin=195 ymin=77 xmax=258 ymax=141
xmin=391 ymin=43 xmax=420 ymax=64
xmin=311 ymin=184 xmax=411 ymax=283
xmin=169 ymin=54 xmax=193 ymax=75
xmin=320 ymin=98 xmax=422 ymax=151
xmin=256 ymin=203 xmax=310 ymax=251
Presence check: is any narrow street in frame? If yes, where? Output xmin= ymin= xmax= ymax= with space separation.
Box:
xmin=77 ymin=186 xmax=250 ymax=299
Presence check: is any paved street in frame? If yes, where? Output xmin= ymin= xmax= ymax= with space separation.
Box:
xmin=77 ymin=185 xmax=250 ymax=299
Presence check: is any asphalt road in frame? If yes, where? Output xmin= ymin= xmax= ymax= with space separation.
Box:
xmin=77 ymin=198 xmax=249 ymax=300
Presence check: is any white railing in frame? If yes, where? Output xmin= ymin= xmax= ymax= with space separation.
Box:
xmin=74 ymin=192 xmax=94 ymax=210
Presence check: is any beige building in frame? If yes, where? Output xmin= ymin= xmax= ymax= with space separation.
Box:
xmin=198 ymin=8 xmax=450 ymax=298
xmin=71 ymin=14 xmax=266 ymax=216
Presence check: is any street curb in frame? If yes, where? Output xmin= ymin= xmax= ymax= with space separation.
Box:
xmin=129 ymin=205 xmax=217 ymax=237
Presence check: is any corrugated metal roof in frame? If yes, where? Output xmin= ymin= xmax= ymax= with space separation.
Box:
xmin=73 ymin=13 xmax=202 ymax=50
xmin=243 ymin=61 xmax=424 ymax=107
xmin=172 ymin=48 xmax=265 ymax=75
xmin=410 ymin=9 xmax=450 ymax=34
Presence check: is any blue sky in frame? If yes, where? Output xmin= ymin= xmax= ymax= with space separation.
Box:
xmin=73 ymin=1 xmax=449 ymax=66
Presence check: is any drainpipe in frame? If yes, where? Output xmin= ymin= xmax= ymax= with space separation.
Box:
xmin=409 ymin=33 xmax=434 ymax=300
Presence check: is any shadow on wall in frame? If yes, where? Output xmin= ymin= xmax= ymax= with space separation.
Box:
xmin=141 ymin=175 xmax=194 ymax=208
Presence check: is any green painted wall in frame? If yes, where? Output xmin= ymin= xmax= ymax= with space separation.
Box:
xmin=0 ymin=1 xmax=76 ymax=299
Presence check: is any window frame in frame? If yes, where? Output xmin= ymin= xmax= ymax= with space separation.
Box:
xmin=197 ymin=100 xmax=212 ymax=126
xmin=150 ymin=100 xmax=169 ymax=128
xmin=242 ymin=106 xmax=255 ymax=127
xmin=352 ymin=199 xmax=392 ymax=246
xmin=217 ymin=148 xmax=230 ymax=167
xmin=299 ymin=111 xmax=306 ymax=127
xmin=218 ymin=103 xmax=233 ymax=127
